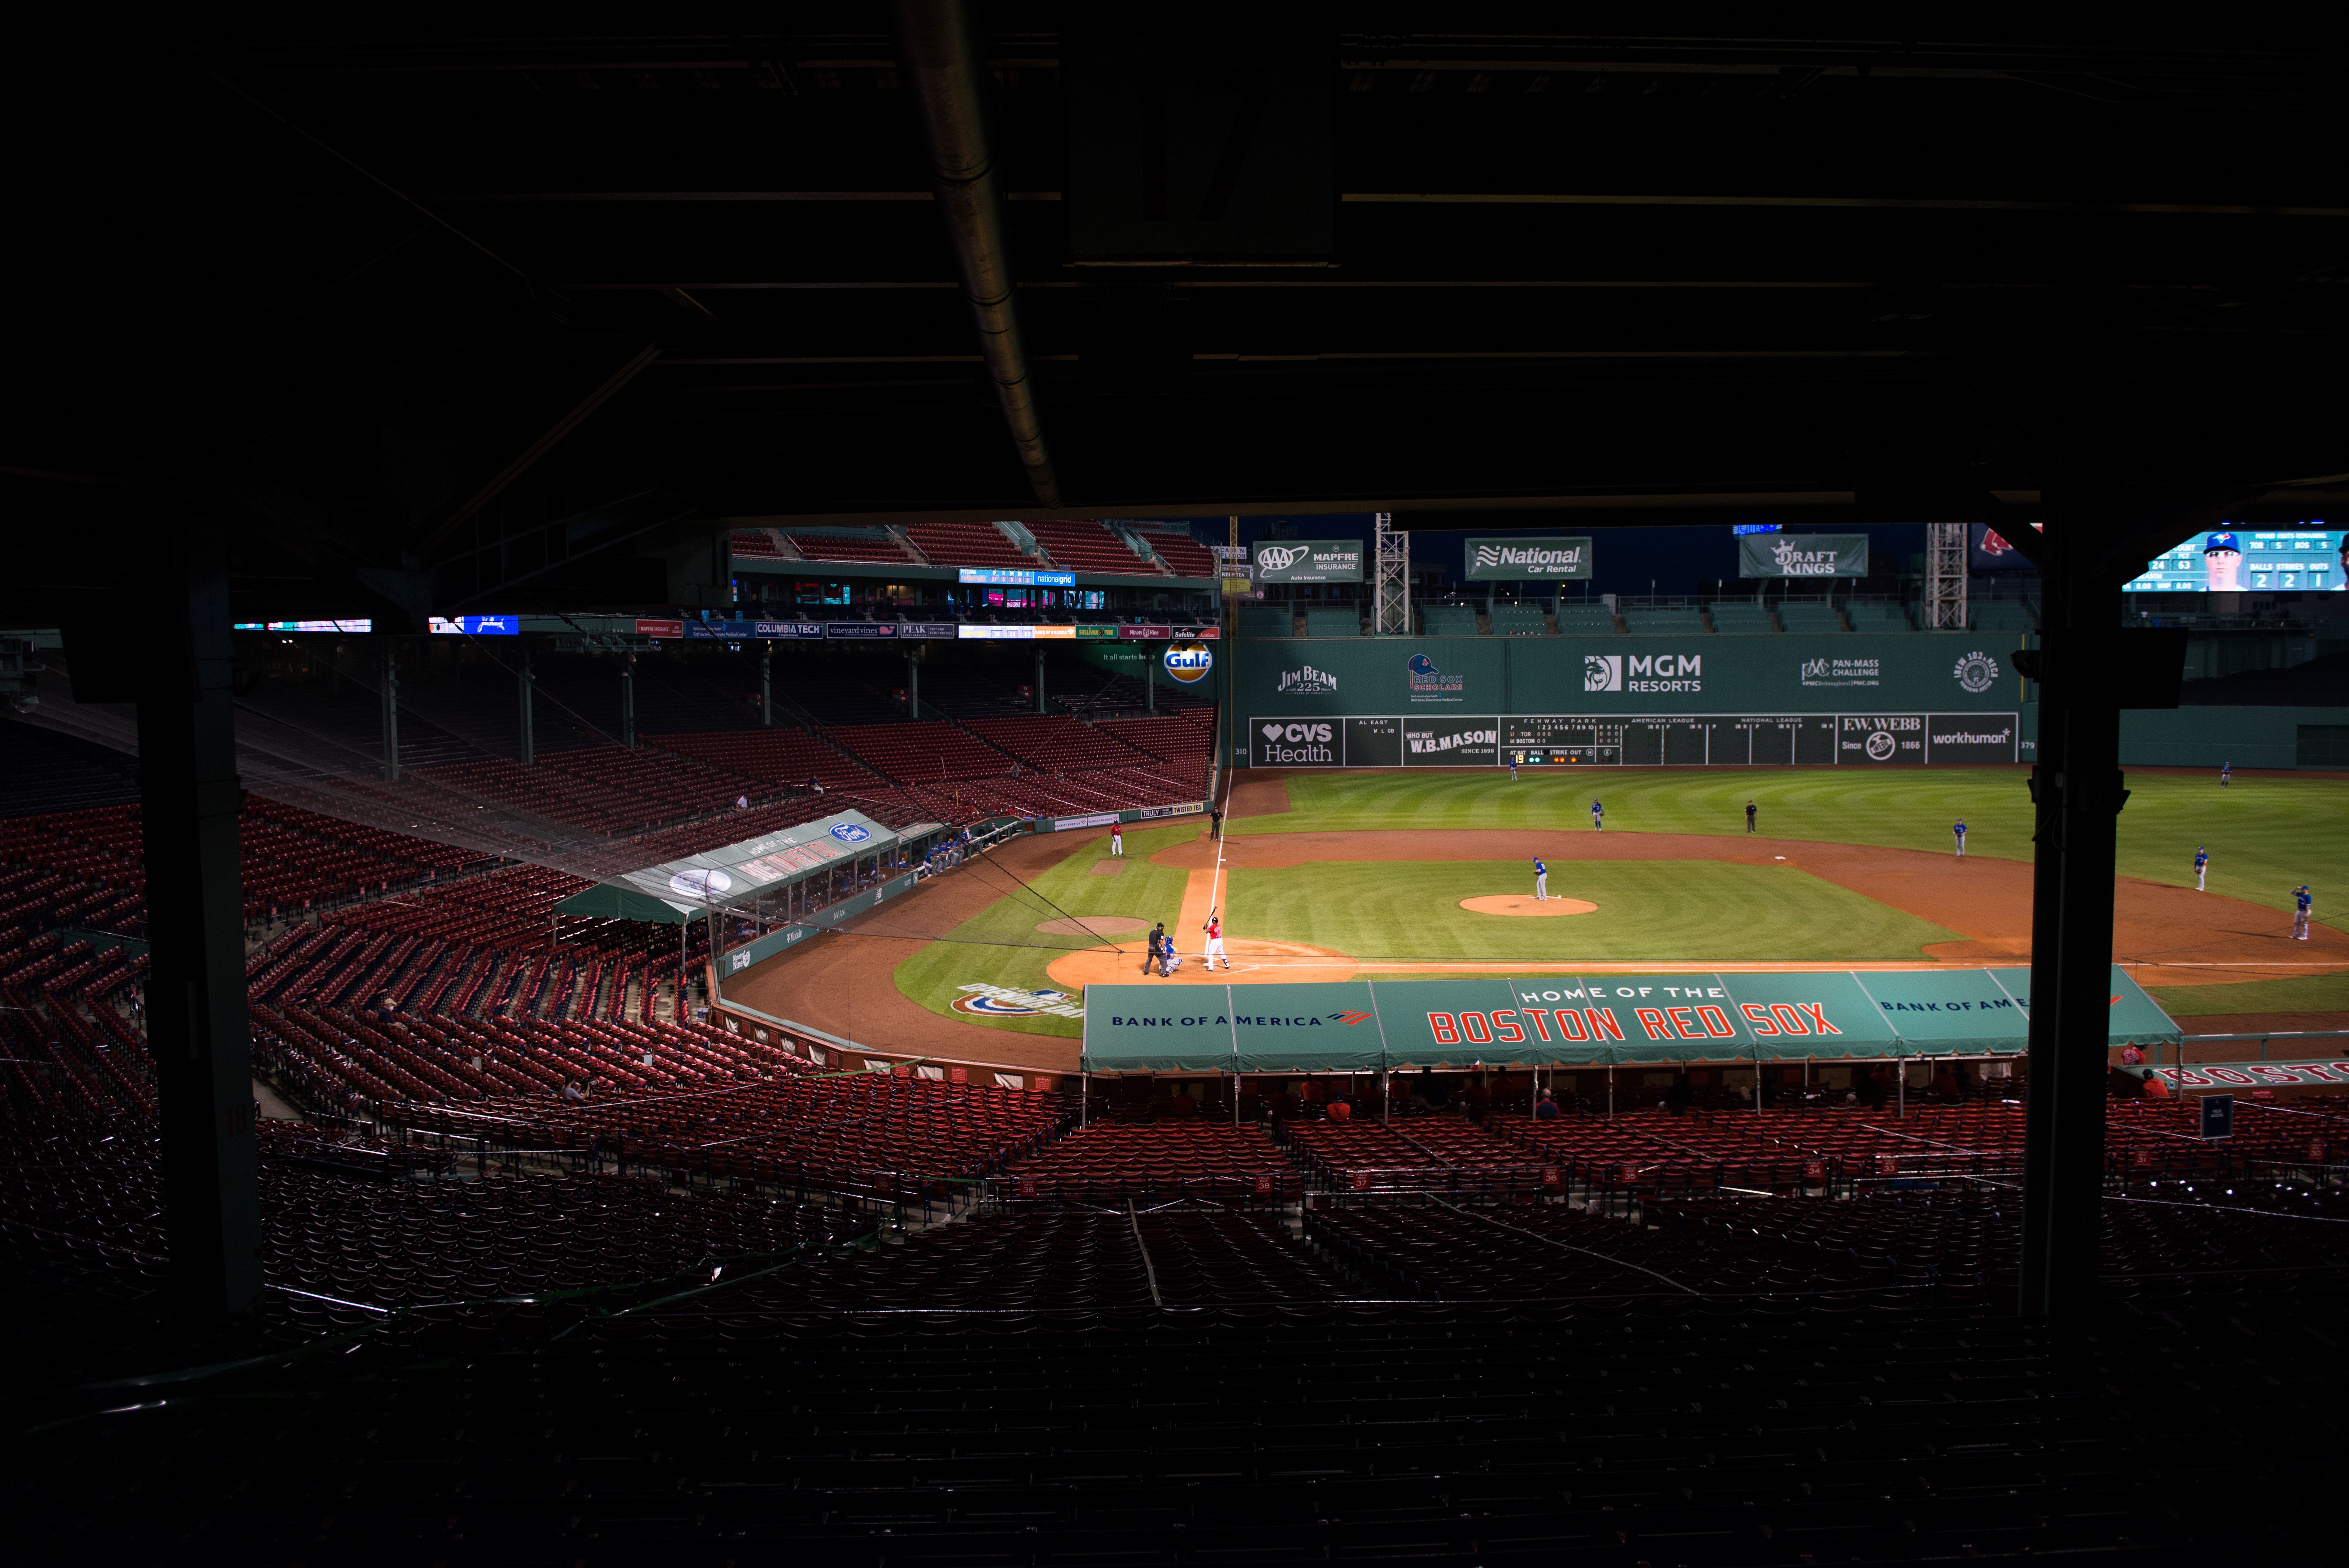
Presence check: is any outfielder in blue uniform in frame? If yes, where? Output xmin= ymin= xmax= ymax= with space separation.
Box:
xmin=1532 ymin=858 xmax=1547 ymax=902
xmin=2294 ymin=885 xmax=2314 ymax=941
xmin=2221 ymin=761 xmax=2232 ymax=787
xmin=1953 ymin=820 xmax=1967 ymax=858
xmin=2194 ymin=846 xmax=2208 ymax=892
xmin=1590 ymin=799 xmax=1603 ymax=831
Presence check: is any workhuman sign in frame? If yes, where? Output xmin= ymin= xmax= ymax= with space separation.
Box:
xmin=1078 ymin=967 xmax=2178 ymax=1072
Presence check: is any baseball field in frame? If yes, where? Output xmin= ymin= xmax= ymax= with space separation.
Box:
xmin=723 ymin=767 xmax=2349 ymax=1057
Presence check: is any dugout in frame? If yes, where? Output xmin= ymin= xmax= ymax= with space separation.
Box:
xmin=1078 ymin=966 xmax=2181 ymax=1121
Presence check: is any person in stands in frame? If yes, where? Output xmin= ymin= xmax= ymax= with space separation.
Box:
xmin=2143 ymin=1072 xmax=2173 ymax=1100
xmin=2119 ymin=1043 xmax=2145 ymax=1067
xmin=1326 ymin=1095 xmax=1352 ymax=1123
xmin=1854 ymin=1069 xmax=1887 ymax=1111
xmin=1534 ymin=1090 xmax=1560 ymax=1120
xmin=1930 ymin=1063 xmax=1961 ymax=1102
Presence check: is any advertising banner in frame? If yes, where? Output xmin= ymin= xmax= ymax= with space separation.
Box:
xmin=1737 ymin=534 xmax=1870 ymax=578
xmin=1464 ymin=536 xmax=1594 ymax=580
xmin=579 ymin=809 xmax=898 ymax=917
xmin=959 ymin=567 xmax=1078 ymax=587
xmin=1403 ymin=717 xmax=1500 ymax=766
xmin=1253 ymin=540 xmax=1365 ymax=584
xmin=1238 ymin=635 xmax=2020 ymax=741
xmin=1082 ymin=967 xmax=2177 ymax=1071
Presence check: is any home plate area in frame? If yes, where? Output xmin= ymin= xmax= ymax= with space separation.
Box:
xmin=1459 ymin=895 xmax=1599 ymax=917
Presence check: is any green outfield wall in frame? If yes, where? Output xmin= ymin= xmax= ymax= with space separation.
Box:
xmin=1234 ymin=634 xmax=2033 ymax=769
xmin=2118 ymin=705 xmax=2349 ymax=770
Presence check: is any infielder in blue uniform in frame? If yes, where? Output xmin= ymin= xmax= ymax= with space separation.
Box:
xmin=1953 ymin=819 xmax=1967 ymax=858
xmin=1532 ymin=857 xmax=1547 ymax=902
xmin=2194 ymin=846 xmax=2208 ymax=891
xmin=2294 ymin=885 xmax=2314 ymax=941
xmin=1590 ymin=799 xmax=1604 ymax=831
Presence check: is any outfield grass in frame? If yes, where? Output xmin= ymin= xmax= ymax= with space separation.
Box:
xmin=892 ymin=822 xmax=1200 ymax=1039
xmin=2145 ymin=970 xmax=2349 ymax=1019
xmin=1224 ymin=859 xmax=1961 ymax=963
xmin=1240 ymin=768 xmax=2347 ymax=927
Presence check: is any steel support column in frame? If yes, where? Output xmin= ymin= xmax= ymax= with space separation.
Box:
xmin=620 ymin=653 xmax=636 ymax=749
xmin=1375 ymin=512 xmax=1410 ymax=636
xmin=1925 ymin=522 xmax=1970 ymax=630
xmin=379 ymin=644 xmax=400 ymax=782
xmin=518 ymin=648 xmax=535 ymax=764
xmin=1035 ymin=648 xmax=1046 ymax=714
xmin=760 ymin=644 xmax=773 ymax=726
xmin=907 ymin=650 xmax=919 ymax=718
xmin=139 ymin=531 xmax=262 ymax=1315
xmin=2017 ymin=522 xmax=2128 ymax=1321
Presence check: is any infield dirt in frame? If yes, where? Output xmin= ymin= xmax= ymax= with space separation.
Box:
xmin=724 ymin=818 xmax=2348 ymax=1069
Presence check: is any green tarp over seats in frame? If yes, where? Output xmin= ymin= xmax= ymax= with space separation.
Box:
xmin=553 ymin=883 xmax=697 ymax=924
xmin=1079 ymin=966 xmax=2181 ymax=1072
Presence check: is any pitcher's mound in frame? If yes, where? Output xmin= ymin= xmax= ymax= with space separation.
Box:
xmin=1460 ymin=895 xmax=1599 ymax=917
xmin=1035 ymin=916 xmax=1150 ymax=937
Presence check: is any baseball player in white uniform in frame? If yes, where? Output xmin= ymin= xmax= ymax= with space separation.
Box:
xmin=1202 ymin=909 xmax=1230 ymax=970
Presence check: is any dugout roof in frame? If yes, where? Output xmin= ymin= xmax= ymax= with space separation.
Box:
xmin=556 ymin=808 xmax=903 ymax=922
xmin=1080 ymin=967 xmax=2180 ymax=1073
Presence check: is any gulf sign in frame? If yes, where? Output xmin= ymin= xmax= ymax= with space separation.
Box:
xmin=1163 ymin=641 xmax=1214 ymax=684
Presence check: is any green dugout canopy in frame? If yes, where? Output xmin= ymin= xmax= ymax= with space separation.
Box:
xmin=1079 ymin=967 xmax=2180 ymax=1073
xmin=553 ymin=808 xmax=917 ymax=922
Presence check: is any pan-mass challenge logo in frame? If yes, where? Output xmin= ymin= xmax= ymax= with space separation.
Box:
xmin=1585 ymin=653 xmax=1702 ymax=694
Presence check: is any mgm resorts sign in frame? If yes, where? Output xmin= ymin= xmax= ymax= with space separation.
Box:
xmin=1464 ymin=536 xmax=1593 ymax=580
xmin=1253 ymin=540 xmax=1364 ymax=584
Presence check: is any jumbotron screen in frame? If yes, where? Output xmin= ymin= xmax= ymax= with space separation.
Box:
xmin=2125 ymin=529 xmax=2345 ymax=593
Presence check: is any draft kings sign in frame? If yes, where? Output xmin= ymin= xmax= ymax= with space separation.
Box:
xmin=1079 ymin=968 xmax=2178 ymax=1070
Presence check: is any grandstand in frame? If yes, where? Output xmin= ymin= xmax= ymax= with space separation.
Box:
xmin=1486 ymin=601 xmax=1551 ymax=635
xmin=1552 ymin=601 xmax=1621 ymax=635
xmin=6 ymin=19 xmax=2340 ymax=1560
xmin=1705 ymin=598 xmax=1776 ymax=633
